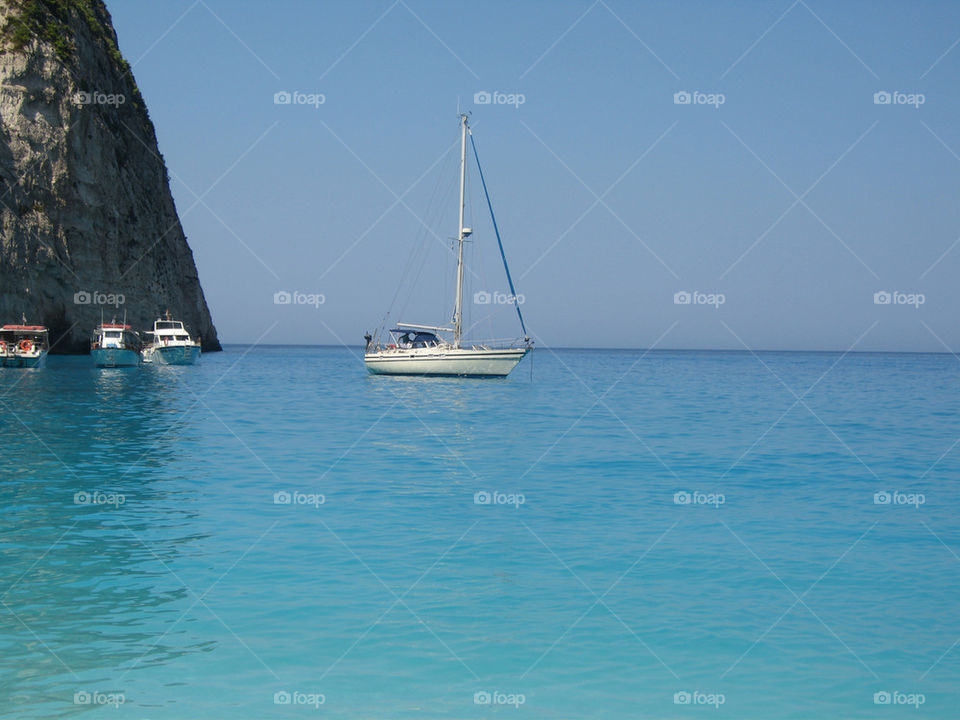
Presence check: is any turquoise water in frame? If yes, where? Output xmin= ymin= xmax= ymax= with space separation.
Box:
xmin=2 ymin=347 xmax=959 ymax=718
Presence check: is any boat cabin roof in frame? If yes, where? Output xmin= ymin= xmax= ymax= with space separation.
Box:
xmin=390 ymin=329 xmax=442 ymax=336
xmin=2 ymin=325 xmax=47 ymax=332
xmin=153 ymin=320 xmax=185 ymax=330
xmin=99 ymin=323 xmax=132 ymax=330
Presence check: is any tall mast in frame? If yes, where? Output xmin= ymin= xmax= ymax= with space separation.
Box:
xmin=453 ymin=113 xmax=469 ymax=348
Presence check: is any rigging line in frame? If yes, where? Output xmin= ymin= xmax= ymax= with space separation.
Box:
xmin=405 ymin=160 xmax=458 ymax=325
xmin=397 ymin=215 xmax=435 ymax=320
xmin=468 ymin=132 xmax=528 ymax=338
xmin=466 ymin=154 xmax=475 ymax=235
xmin=463 ymin=161 xmax=488 ymax=339
xmin=380 ymin=142 xmax=458 ymax=335
xmin=468 ymin=207 xmax=495 ymax=343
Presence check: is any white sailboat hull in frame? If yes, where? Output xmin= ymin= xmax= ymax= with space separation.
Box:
xmin=365 ymin=347 xmax=529 ymax=377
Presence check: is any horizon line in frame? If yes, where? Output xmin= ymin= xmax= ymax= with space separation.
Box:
xmin=216 ymin=343 xmax=959 ymax=355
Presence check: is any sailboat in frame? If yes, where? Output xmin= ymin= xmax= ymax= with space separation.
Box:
xmin=364 ymin=114 xmax=531 ymax=377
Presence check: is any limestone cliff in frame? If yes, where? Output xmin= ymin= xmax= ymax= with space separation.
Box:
xmin=0 ymin=0 xmax=220 ymax=352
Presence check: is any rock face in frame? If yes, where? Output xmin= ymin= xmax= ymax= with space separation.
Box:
xmin=0 ymin=0 xmax=219 ymax=353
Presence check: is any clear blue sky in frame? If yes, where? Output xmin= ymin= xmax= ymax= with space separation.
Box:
xmin=105 ymin=0 xmax=960 ymax=352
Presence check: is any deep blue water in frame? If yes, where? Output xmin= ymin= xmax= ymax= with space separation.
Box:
xmin=1 ymin=346 xmax=959 ymax=718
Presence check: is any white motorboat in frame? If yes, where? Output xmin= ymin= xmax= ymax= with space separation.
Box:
xmin=141 ymin=314 xmax=201 ymax=365
xmin=0 ymin=322 xmax=49 ymax=369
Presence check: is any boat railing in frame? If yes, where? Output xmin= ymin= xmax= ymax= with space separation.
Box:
xmin=466 ymin=338 xmax=531 ymax=350
xmin=367 ymin=337 xmax=530 ymax=353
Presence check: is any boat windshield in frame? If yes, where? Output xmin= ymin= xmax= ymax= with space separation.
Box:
xmin=156 ymin=321 xmax=183 ymax=330
xmin=397 ymin=332 xmax=440 ymax=348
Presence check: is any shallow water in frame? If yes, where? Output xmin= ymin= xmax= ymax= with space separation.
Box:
xmin=1 ymin=347 xmax=958 ymax=717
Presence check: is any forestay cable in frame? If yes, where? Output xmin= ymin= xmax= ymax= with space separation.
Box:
xmin=468 ymin=132 xmax=528 ymax=339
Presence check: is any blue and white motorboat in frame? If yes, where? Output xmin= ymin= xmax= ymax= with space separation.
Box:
xmin=91 ymin=322 xmax=142 ymax=367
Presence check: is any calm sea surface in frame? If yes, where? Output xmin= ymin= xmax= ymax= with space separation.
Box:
xmin=1 ymin=346 xmax=958 ymax=718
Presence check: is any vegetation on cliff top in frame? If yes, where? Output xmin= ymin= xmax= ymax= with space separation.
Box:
xmin=1 ymin=0 xmax=143 ymax=106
